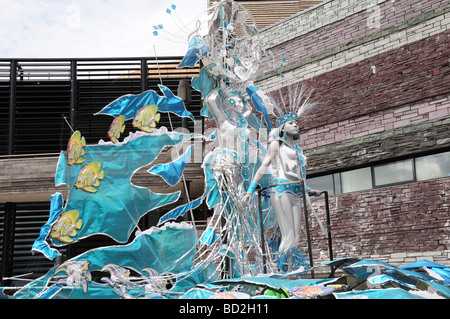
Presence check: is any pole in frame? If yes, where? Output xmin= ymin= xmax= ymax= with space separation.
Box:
xmin=324 ymin=191 xmax=333 ymax=262
xmin=301 ymin=180 xmax=315 ymax=278
xmin=323 ymin=190 xmax=336 ymax=278
xmin=70 ymin=59 xmax=77 ymax=131
xmin=8 ymin=60 xmax=17 ymax=155
xmin=257 ymin=189 xmax=267 ymax=274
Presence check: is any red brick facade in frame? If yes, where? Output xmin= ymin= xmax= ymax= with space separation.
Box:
xmin=258 ymin=0 xmax=449 ymax=75
xmin=307 ymin=178 xmax=450 ymax=263
xmin=252 ymin=0 xmax=450 ymax=268
xmin=297 ymin=30 xmax=450 ymax=133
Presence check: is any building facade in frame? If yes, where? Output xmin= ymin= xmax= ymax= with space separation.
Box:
xmin=253 ymin=0 xmax=450 ymax=271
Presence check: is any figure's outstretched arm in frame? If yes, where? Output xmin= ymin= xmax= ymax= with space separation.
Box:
xmin=243 ymin=141 xmax=278 ymax=204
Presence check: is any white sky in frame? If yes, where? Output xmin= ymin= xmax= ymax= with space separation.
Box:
xmin=0 ymin=0 xmax=209 ymax=59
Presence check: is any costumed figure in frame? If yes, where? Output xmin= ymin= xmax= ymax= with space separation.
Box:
xmin=243 ymin=85 xmax=322 ymax=272
xmin=202 ymin=84 xmax=268 ymax=276
xmin=206 ymin=87 xmax=251 ymax=193
xmin=183 ymin=0 xmax=271 ymax=277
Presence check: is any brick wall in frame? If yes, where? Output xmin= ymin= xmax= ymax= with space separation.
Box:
xmin=251 ymin=0 xmax=450 ymax=269
xmin=257 ymin=1 xmax=450 ymax=92
xmin=305 ymin=117 xmax=450 ymax=175
xmin=301 ymin=95 xmax=450 ymax=151
xmin=258 ymin=0 xmax=449 ymax=74
xmin=307 ymin=177 xmax=450 ymax=269
xmin=296 ymin=29 xmax=450 ymax=132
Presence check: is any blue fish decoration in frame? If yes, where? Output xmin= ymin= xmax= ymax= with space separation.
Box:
xmin=158 ymin=197 xmax=202 ymax=225
xmin=246 ymin=86 xmax=273 ymax=131
xmin=148 ymin=144 xmax=193 ymax=186
xmin=95 ymin=85 xmax=195 ymax=122
xmin=31 ymin=192 xmax=64 ymax=260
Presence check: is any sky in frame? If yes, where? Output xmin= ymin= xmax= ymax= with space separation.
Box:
xmin=0 ymin=0 xmax=208 ymax=59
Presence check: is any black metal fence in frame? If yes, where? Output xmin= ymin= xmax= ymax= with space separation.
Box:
xmin=0 ymin=57 xmax=202 ymax=156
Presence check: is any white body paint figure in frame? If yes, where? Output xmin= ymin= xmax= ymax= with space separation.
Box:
xmin=243 ymin=118 xmax=320 ymax=255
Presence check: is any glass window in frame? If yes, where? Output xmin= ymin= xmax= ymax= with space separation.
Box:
xmin=341 ymin=167 xmax=372 ymax=193
xmin=307 ymin=175 xmax=334 ymax=195
xmin=373 ymin=159 xmax=414 ymax=186
xmin=415 ymin=152 xmax=450 ymax=181
xmin=333 ymin=173 xmax=342 ymax=195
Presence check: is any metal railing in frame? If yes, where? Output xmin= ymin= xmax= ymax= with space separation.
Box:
xmin=257 ymin=181 xmax=334 ymax=278
xmin=0 ymin=57 xmax=201 ymax=156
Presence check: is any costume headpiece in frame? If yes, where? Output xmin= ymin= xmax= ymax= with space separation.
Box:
xmin=271 ymin=83 xmax=316 ymax=129
xmin=247 ymin=83 xmax=317 ymax=133
xmin=276 ymin=112 xmax=299 ymax=128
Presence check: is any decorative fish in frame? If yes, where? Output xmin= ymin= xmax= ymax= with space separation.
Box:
xmin=55 ymin=260 xmax=91 ymax=293
xmin=132 ymin=104 xmax=160 ymax=133
xmin=50 ymin=210 xmax=83 ymax=243
xmin=67 ymin=130 xmax=86 ymax=165
xmin=108 ymin=115 xmax=126 ymax=143
xmin=101 ymin=264 xmax=132 ymax=290
xmin=142 ymin=268 xmax=167 ymax=290
xmin=74 ymin=161 xmax=105 ymax=193
xmin=102 ymin=264 xmax=130 ymax=279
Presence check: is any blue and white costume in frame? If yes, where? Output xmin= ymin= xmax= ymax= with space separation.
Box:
xmin=244 ymin=111 xmax=312 ymax=269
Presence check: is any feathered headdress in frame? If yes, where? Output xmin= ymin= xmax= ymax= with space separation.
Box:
xmin=272 ymin=83 xmax=316 ymax=127
xmin=247 ymin=83 xmax=317 ymax=131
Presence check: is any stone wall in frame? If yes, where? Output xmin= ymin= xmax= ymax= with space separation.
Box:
xmin=257 ymin=1 xmax=450 ymax=91
xmin=308 ymin=177 xmax=450 ymax=271
xmin=306 ymin=117 xmax=450 ymax=175
xmin=254 ymin=0 xmax=450 ymax=269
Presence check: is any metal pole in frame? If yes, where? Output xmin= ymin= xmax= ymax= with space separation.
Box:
xmin=141 ymin=58 xmax=148 ymax=91
xmin=8 ymin=60 xmax=17 ymax=155
xmin=323 ymin=191 xmax=333 ymax=262
xmin=1 ymin=203 xmax=15 ymax=286
xmin=323 ymin=191 xmax=336 ymax=278
xmin=257 ymin=190 xmax=267 ymax=274
xmin=301 ymin=180 xmax=315 ymax=278
xmin=70 ymin=60 xmax=77 ymax=131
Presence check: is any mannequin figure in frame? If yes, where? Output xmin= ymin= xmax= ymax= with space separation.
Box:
xmin=205 ymin=86 xmax=252 ymax=191
xmin=243 ymin=112 xmax=320 ymax=268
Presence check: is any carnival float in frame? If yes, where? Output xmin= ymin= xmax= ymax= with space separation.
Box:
xmin=9 ymin=0 xmax=450 ymax=299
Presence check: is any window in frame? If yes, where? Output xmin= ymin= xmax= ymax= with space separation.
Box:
xmin=307 ymin=175 xmax=335 ymax=195
xmin=333 ymin=173 xmax=342 ymax=194
xmin=373 ymin=159 xmax=414 ymax=187
xmin=307 ymin=173 xmax=341 ymax=196
xmin=341 ymin=167 xmax=372 ymax=193
xmin=306 ymin=151 xmax=450 ymax=195
xmin=415 ymin=152 xmax=450 ymax=181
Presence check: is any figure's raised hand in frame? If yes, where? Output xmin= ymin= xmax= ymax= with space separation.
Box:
xmin=242 ymin=193 xmax=254 ymax=205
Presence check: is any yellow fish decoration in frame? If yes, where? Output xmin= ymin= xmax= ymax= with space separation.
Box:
xmin=67 ymin=130 xmax=86 ymax=166
xmin=132 ymin=104 xmax=160 ymax=133
xmin=74 ymin=161 xmax=105 ymax=193
xmin=108 ymin=115 xmax=126 ymax=144
xmin=50 ymin=210 xmax=83 ymax=243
